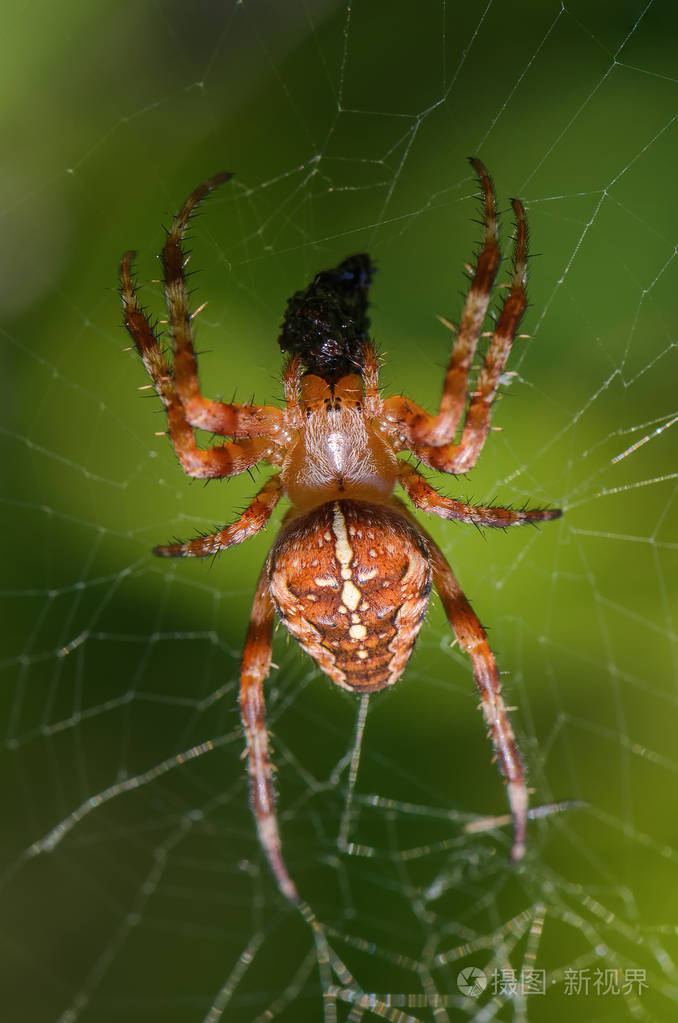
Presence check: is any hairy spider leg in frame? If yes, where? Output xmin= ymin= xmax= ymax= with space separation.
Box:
xmin=154 ymin=475 xmax=283 ymax=557
xmin=382 ymin=157 xmax=501 ymax=448
xmin=426 ymin=532 xmax=528 ymax=861
xmin=121 ymin=252 xmax=274 ymax=477
xmin=409 ymin=196 xmax=529 ymax=474
xmin=361 ymin=341 xmax=381 ymax=416
xmin=239 ymin=566 xmax=301 ymax=905
xmin=398 ymin=462 xmax=561 ymax=527
xmin=160 ymin=172 xmax=285 ymax=441
xmin=281 ymin=355 xmax=303 ymax=429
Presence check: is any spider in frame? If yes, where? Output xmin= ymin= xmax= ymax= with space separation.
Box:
xmin=120 ymin=159 xmax=561 ymax=906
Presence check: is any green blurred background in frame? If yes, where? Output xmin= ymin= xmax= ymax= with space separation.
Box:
xmin=2 ymin=1 xmax=677 ymax=1020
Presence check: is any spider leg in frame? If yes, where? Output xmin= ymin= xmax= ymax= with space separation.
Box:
xmin=122 ymin=252 xmax=275 ymax=477
xmin=240 ymin=564 xmax=301 ymax=904
xmin=282 ymin=355 xmax=302 ymax=428
xmin=382 ymin=165 xmax=530 ymax=475
xmin=362 ymin=341 xmax=382 ymax=416
xmin=407 ymin=197 xmax=528 ymax=474
xmin=382 ymin=158 xmax=501 ymax=448
xmin=160 ymin=173 xmax=285 ymax=440
xmin=425 ymin=530 xmax=528 ymax=860
xmin=398 ymin=463 xmax=561 ymax=527
xmin=154 ymin=475 xmax=282 ymax=557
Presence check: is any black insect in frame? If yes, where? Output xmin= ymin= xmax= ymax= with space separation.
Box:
xmin=278 ymin=254 xmax=374 ymax=382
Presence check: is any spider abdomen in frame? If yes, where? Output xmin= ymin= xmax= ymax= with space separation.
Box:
xmin=268 ymin=500 xmax=431 ymax=693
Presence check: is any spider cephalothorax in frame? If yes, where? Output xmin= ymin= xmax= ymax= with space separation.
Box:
xmin=121 ymin=160 xmax=561 ymax=906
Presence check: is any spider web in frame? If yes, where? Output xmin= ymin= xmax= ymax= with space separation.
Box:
xmin=2 ymin=0 xmax=678 ymax=1020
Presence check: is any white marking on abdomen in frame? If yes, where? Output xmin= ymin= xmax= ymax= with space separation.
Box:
xmin=332 ymin=504 xmax=365 ymax=624
xmin=341 ymin=580 xmax=361 ymax=611
xmin=332 ymin=504 xmax=354 ymax=572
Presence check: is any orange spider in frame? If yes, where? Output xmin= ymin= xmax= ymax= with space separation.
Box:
xmin=121 ymin=160 xmax=561 ymax=906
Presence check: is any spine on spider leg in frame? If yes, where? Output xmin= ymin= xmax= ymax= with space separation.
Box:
xmin=466 ymin=637 xmax=528 ymax=862
xmin=153 ymin=477 xmax=283 ymax=558
xmin=398 ymin=462 xmax=562 ymax=528
xmin=427 ymin=537 xmax=529 ymax=861
xmin=239 ymin=576 xmax=301 ymax=905
xmin=166 ymin=171 xmax=233 ymax=242
xmin=420 ymin=157 xmax=502 ymax=448
xmin=160 ymin=172 xmax=233 ymax=408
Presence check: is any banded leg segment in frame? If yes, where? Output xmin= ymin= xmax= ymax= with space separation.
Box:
xmin=122 ymin=252 xmax=274 ymax=476
xmin=383 ymin=166 xmax=530 ymax=476
xmin=240 ymin=566 xmax=300 ymax=904
xmin=362 ymin=341 xmax=382 ymax=416
xmin=160 ymin=172 xmax=284 ymax=440
xmin=398 ymin=463 xmax=561 ymax=527
xmin=454 ymin=197 xmax=528 ymax=470
xmin=161 ymin=172 xmax=231 ymax=418
xmin=383 ymin=158 xmax=501 ymax=447
xmin=408 ymin=197 xmax=528 ymax=473
xmin=282 ymin=355 xmax=302 ymax=428
xmin=154 ymin=475 xmax=282 ymax=557
xmin=427 ymin=535 xmax=528 ymax=861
